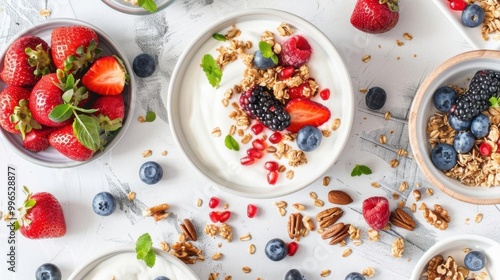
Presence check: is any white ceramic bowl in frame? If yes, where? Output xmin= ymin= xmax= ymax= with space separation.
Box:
xmin=408 ymin=50 xmax=500 ymax=204
xmin=167 ymin=9 xmax=354 ymax=198
xmin=68 ymin=246 xmax=200 ymax=280
xmin=0 ymin=19 xmax=135 ymax=168
xmin=102 ymin=0 xmax=176 ymax=15
xmin=410 ymin=234 xmax=500 ymax=280
xmin=431 ymin=0 xmax=500 ymax=50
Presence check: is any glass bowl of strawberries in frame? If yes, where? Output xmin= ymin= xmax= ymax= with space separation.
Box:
xmin=102 ymin=0 xmax=176 ymax=15
xmin=0 ymin=19 xmax=135 ymax=168
xmin=408 ymin=50 xmax=500 ymax=204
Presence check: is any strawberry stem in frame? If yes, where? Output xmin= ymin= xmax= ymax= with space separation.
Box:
xmin=25 ymin=43 xmax=53 ymax=76
xmin=379 ymin=0 xmax=399 ymax=12
xmin=10 ymin=99 xmax=41 ymax=140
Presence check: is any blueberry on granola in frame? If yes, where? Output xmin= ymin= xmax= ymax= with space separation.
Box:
xmin=431 ymin=143 xmax=457 ymax=171
xmin=432 ymin=86 xmax=457 ymax=112
xmin=470 ymin=113 xmax=490 ymax=138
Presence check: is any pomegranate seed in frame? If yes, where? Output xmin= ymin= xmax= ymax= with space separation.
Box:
xmin=247 ymin=148 xmax=263 ymax=159
xmin=319 ymin=88 xmax=330 ymax=100
xmin=219 ymin=211 xmax=231 ymax=223
xmin=287 ymin=241 xmax=299 ymax=256
xmin=247 ymin=204 xmax=257 ymax=218
xmin=264 ymin=161 xmax=279 ymax=171
xmin=268 ymin=132 xmax=282 ymax=144
xmin=267 ymin=170 xmax=279 ymax=185
xmin=208 ymin=197 xmax=219 ymax=209
xmin=449 ymin=0 xmax=467 ymax=10
xmin=252 ymin=139 xmax=266 ymax=151
xmin=278 ymin=66 xmax=295 ymax=80
xmin=251 ymin=123 xmax=264 ymax=135
xmin=240 ymin=156 xmax=255 ymax=166
xmin=479 ymin=142 xmax=492 ymax=156
xmin=209 ymin=211 xmax=220 ymax=223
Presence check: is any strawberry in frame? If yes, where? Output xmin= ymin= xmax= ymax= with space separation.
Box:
xmin=90 ymin=95 xmax=124 ymax=133
xmin=23 ymin=127 xmax=56 ymax=152
xmin=287 ymin=79 xmax=316 ymax=100
xmin=82 ymin=56 xmax=128 ymax=95
xmin=51 ymin=25 xmax=100 ymax=73
xmin=362 ymin=196 xmax=390 ymax=231
xmin=0 ymin=36 xmax=52 ymax=87
xmin=350 ymin=0 xmax=399 ymax=34
xmin=48 ymin=124 xmax=96 ymax=161
xmin=14 ymin=186 xmax=66 ymax=239
xmin=0 ymin=86 xmax=41 ymax=138
xmin=285 ymin=98 xmax=331 ymax=133
xmin=29 ymin=73 xmax=73 ymax=127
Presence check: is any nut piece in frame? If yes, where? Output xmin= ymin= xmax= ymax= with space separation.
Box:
xmin=143 ymin=203 xmax=170 ymax=222
xmin=180 ymin=218 xmax=198 ymax=241
xmin=320 ymin=269 xmax=331 ymax=277
xmin=321 ymin=222 xmax=350 ymax=245
xmin=315 ymin=207 xmax=344 ymax=229
xmin=362 ymin=267 xmax=375 ymax=277
xmin=302 ymin=215 xmax=316 ymax=231
xmin=426 ymin=255 xmax=458 ymax=279
xmin=327 ymin=190 xmax=353 ymax=205
xmin=413 ymin=190 xmax=421 ymax=201
xmin=391 ymin=237 xmax=404 ymax=258
xmin=288 ymin=212 xmax=306 ymax=241
xmin=420 ymin=203 xmax=451 ymax=230
xmin=389 ymin=208 xmax=416 ymax=231
xmin=211 ymin=252 xmax=223 ymax=260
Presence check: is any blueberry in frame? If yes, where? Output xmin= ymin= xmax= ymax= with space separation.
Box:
xmin=470 ymin=113 xmax=490 ymax=138
xmin=154 ymin=277 xmax=170 ymax=280
xmin=462 ymin=4 xmax=485 ymax=28
xmin=464 ymin=251 xmax=486 ymax=271
xmin=432 ymin=86 xmax=457 ymax=112
xmin=265 ymin=238 xmax=287 ymax=261
xmin=92 ymin=192 xmax=116 ymax=216
xmin=448 ymin=114 xmax=471 ymax=131
xmin=253 ymin=50 xmax=277 ymax=70
xmin=365 ymin=87 xmax=386 ymax=110
xmin=431 ymin=143 xmax=457 ymax=171
xmin=133 ymin=53 xmax=156 ymax=78
xmin=453 ymin=131 xmax=475 ymax=153
xmin=296 ymin=125 xmax=322 ymax=152
xmin=139 ymin=161 xmax=163 ymax=185
xmin=345 ymin=272 xmax=365 ymax=280
xmin=284 ymin=269 xmax=303 ymax=280
xmin=35 ymin=263 xmax=62 ymax=280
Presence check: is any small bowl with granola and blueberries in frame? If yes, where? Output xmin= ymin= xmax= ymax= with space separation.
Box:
xmin=409 ymin=50 xmax=500 ymax=204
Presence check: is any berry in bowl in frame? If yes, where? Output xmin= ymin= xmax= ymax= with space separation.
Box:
xmin=409 ymin=234 xmax=500 ymax=280
xmin=101 ymin=0 xmax=176 ymax=15
xmin=409 ymin=50 xmax=500 ymax=204
xmin=0 ymin=19 xmax=135 ymax=168
xmin=167 ymin=9 xmax=354 ymax=198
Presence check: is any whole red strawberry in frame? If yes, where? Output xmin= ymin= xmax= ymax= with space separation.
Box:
xmin=23 ymin=127 xmax=56 ymax=152
xmin=51 ymin=25 xmax=100 ymax=73
xmin=91 ymin=95 xmax=124 ymax=133
xmin=15 ymin=186 xmax=66 ymax=239
xmin=350 ymin=0 xmax=399 ymax=34
xmin=362 ymin=196 xmax=390 ymax=231
xmin=49 ymin=124 xmax=96 ymax=161
xmin=0 ymin=36 xmax=52 ymax=87
xmin=0 ymin=86 xmax=41 ymax=138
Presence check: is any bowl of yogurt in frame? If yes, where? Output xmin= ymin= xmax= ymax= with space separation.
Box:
xmin=68 ymin=246 xmax=200 ymax=280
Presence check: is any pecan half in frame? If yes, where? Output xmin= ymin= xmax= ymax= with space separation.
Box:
xmin=315 ymin=207 xmax=343 ymax=229
xmin=180 ymin=218 xmax=197 ymax=241
xmin=143 ymin=203 xmax=170 ymax=222
xmin=321 ymin=222 xmax=350 ymax=245
xmin=389 ymin=208 xmax=416 ymax=231
xmin=288 ymin=212 xmax=306 ymax=241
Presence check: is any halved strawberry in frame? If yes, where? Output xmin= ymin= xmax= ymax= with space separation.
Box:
xmin=285 ymin=98 xmax=331 ymax=133
xmin=82 ymin=56 xmax=128 ymax=95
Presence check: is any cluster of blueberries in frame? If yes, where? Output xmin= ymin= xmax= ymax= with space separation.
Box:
xmin=430 ymin=86 xmax=490 ymax=170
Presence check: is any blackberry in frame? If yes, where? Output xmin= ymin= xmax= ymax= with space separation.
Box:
xmin=239 ymin=86 xmax=290 ymax=131
xmin=452 ymin=70 xmax=500 ymax=121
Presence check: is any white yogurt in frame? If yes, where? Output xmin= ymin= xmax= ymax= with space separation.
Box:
xmin=81 ymin=252 xmax=198 ymax=280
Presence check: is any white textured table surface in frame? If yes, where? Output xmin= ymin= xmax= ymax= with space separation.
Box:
xmin=0 ymin=0 xmax=499 ymax=279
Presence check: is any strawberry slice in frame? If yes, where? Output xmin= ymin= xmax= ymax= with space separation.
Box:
xmin=287 ymin=79 xmax=316 ymax=100
xmin=285 ymin=98 xmax=331 ymax=133
xmin=82 ymin=56 xmax=128 ymax=95
xmin=362 ymin=196 xmax=390 ymax=231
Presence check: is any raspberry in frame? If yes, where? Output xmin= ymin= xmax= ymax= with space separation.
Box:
xmin=279 ymin=35 xmax=312 ymax=68
xmin=362 ymin=196 xmax=390 ymax=231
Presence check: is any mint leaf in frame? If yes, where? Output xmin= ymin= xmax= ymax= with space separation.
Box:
xmin=351 ymin=164 xmax=372 ymax=176
xmin=73 ymin=114 xmax=101 ymax=151
xmin=259 ymin=41 xmax=279 ymax=64
xmin=145 ymin=111 xmax=156 ymax=122
xmin=212 ymin=33 xmax=227 ymax=42
xmin=224 ymin=135 xmax=239 ymax=151
xmin=136 ymin=233 xmax=155 ymax=268
xmin=201 ymin=54 xmax=222 ymax=88
xmin=137 ymin=0 xmax=157 ymax=12
xmin=49 ymin=104 xmax=73 ymax=122
xmin=490 ymin=96 xmax=500 ymax=107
